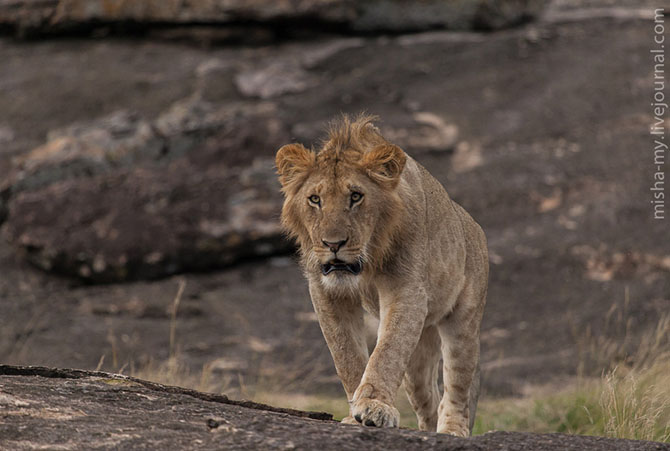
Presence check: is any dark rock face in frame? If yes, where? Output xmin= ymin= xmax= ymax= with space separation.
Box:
xmin=0 ymin=1 xmax=551 ymax=284
xmin=0 ymin=0 xmax=547 ymax=37
xmin=5 ymin=110 xmax=162 ymax=193
xmin=3 ymin=99 xmax=284 ymax=193
xmin=0 ymin=37 xmax=467 ymax=283
xmin=2 ymin=99 xmax=291 ymax=283
xmin=0 ymin=365 xmax=667 ymax=451
xmin=5 ymin=158 xmax=287 ymax=282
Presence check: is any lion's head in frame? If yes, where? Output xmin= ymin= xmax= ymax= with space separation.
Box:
xmin=276 ymin=115 xmax=407 ymax=287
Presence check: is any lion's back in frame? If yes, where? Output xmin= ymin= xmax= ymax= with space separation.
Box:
xmin=400 ymin=156 xmax=488 ymax=311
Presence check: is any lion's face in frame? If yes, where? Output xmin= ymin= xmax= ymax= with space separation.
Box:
xmin=296 ymin=166 xmax=381 ymax=277
xmin=276 ymin=137 xmax=406 ymax=287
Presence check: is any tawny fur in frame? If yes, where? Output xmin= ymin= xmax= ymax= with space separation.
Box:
xmin=276 ymin=114 xmax=488 ymax=436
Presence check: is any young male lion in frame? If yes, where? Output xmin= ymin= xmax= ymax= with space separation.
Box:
xmin=275 ymin=115 xmax=488 ymax=436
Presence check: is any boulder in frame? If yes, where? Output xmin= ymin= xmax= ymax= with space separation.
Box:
xmin=4 ymin=157 xmax=288 ymax=283
xmin=5 ymin=111 xmax=163 ymax=194
xmin=2 ymin=98 xmax=290 ymax=282
xmin=2 ymin=99 xmax=284 ymax=196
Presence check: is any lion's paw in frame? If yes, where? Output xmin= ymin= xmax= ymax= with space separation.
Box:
xmin=437 ymin=417 xmax=469 ymax=437
xmin=351 ymin=398 xmax=399 ymax=428
xmin=340 ymin=416 xmax=359 ymax=425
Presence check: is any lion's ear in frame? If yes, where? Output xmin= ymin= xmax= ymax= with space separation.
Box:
xmin=361 ymin=144 xmax=406 ymax=188
xmin=276 ymin=143 xmax=315 ymax=192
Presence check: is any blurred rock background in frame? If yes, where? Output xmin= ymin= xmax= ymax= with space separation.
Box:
xmin=0 ymin=0 xmax=667 ymax=437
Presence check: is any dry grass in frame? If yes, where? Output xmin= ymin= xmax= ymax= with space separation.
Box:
xmin=475 ymin=301 xmax=670 ymax=442
xmin=127 ymin=283 xmax=670 ymax=442
xmin=131 ymin=357 xmax=221 ymax=393
xmin=574 ymin=288 xmax=670 ymax=375
xmin=253 ymin=349 xmax=670 ymax=443
xmin=474 ymin=358 xmax=670 ymax=442
xmin=599 ymin=361 xmax=670 ymax=442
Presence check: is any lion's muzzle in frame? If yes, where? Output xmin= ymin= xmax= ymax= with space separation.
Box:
xmin=321 ymin=259 xmax=363 ymax=276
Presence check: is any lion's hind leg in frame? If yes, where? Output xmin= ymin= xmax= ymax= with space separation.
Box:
xmin=436 ymin=281 xmax=485 ymax=437
xmin=468 ymin=359 xmax=481 ymax=433
xmin=403 ymin=325 xmax=441 ymax=431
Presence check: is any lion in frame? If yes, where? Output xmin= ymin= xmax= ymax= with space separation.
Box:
xmin=275 ymin=115 xmax=488 ymax=436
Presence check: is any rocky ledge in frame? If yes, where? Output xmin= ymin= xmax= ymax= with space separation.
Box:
xmin=0 ymin=365 xmax=667 ymax=450
xmin=1 ymin=100 xmax=293 ymax=282
xmin=0 ymin=0 xmax=546 ymax=39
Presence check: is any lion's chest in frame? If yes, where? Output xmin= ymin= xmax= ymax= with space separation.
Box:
xmin=360 ymin=287 xmax=380 ymax=318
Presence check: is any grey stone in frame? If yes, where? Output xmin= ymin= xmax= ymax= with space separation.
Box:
xmin=384 ymin=112 xmax=459 ymax=153
xmin=194 ymin=58 xmax=240 ymax=102
xmin=2 ymin=96 xmax=290 ymax=282
xmin=5 ymin=111 xmax=163 ymax=193
xmin=0 ymin=124 xmax=14 ymax=145
xmin=235 ymin=62 xmax=318 ymax=99
xmin=4 ymin=156 xmax=289 ymax=283
xmin=0 ymin=0 xmax=548 ymax=36
xmin=0 ymin=365 xmax=663 ymax=451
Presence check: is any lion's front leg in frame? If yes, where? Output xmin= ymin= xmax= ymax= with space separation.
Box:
xmin=350 ymin=287 xmax=427 ymax=428
xmin=308 ymin=282 xmax=369 ymax=423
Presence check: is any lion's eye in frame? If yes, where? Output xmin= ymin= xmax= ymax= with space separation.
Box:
xmin=308 ymin=194 xmax=321 ymax=205
xmin=350 ymin=192 xmax=363 ymax=205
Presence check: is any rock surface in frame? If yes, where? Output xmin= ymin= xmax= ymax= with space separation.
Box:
xmin=0 ymin=0 xmax=547 ymax=38
xmin=0 ymin=1 xmax=667 ymax=408
xmin=0 ymin=39 xmax=469 ymax=282
xmin=5 ymin=158 xmax=288 ymax=282
xmin=0 ymin=365 xmax=666 ymax=451
xmin=2 ymin=99 xmax=290 ymax=282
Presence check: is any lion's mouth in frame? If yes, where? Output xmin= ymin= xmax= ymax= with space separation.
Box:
xmin=321 ymin=259 xmax=362 ymax=276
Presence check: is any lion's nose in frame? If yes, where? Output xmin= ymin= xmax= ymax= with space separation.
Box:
xmin=322 ymin=238 xmax=347 ymax=253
